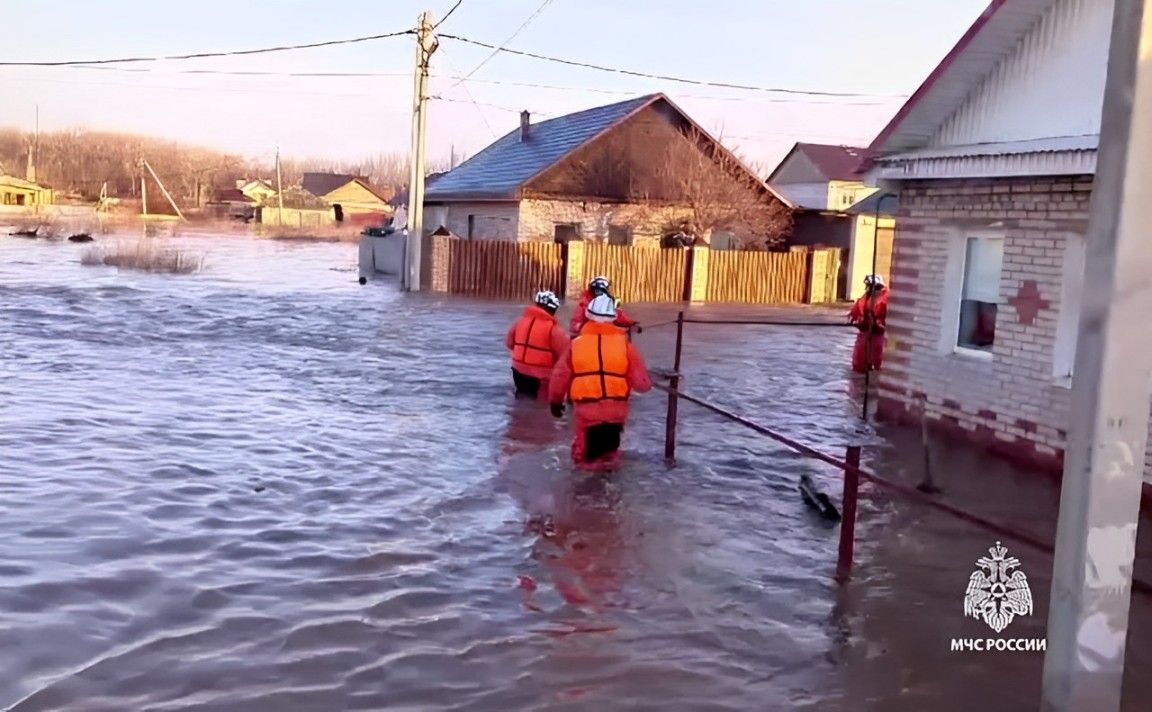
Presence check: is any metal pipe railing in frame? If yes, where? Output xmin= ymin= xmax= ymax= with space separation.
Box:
xmin=653 ymin=309 xmax=1152 ymax=593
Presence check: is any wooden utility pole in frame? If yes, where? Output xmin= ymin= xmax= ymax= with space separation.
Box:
xmin=404 ymin=11 xmax=436 ymax=291
xmin=1041 ymin=1 xmax=1152 ymax=709
xmin=141 ymin=174 xmax=148 ymax=217
xmin=275 ymin=146 xmax=284 ymax=226
xmin=142 ymin=159 xmax=186 ymax=221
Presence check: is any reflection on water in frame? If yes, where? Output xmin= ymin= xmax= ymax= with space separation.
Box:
xmin=2 ymin=233 xmax=1151 ymax=711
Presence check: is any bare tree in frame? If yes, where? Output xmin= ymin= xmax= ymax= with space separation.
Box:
xmin=560 ymin=125 xmax=793 ymax=248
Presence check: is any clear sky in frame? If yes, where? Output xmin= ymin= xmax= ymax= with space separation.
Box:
xmin=0 ymin=0 xmax=990 ymax=170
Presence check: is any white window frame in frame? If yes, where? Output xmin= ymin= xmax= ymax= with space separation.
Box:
xmin=1052 ymin=234 xmax=1086 ymax=388
xmin=940 ymin=230 xmax=1004 ymax=361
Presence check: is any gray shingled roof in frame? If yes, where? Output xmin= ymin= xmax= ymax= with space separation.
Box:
xmin=425 ymin=94 xmax=658 ymax=201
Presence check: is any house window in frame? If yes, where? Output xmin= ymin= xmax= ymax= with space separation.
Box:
xmin=956 ymin=236 xmax=1004 ymax=352
xmin=1052 ymin=235 xmax=1086 ymax=385
xmin=553 ymin=223 xmax=580 ymax=243
xmin=467 ymin=214 xmax=475 ymax=240
xmin=607 ymin=225 xmax=632 ymax=246
xmin=16 ymin=194 xmax=25 ymax=206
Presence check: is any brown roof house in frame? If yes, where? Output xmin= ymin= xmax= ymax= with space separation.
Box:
xmin=302 ymin=172 xmax=393 ymax=221
xmin=860 ymin=0 xmax=1151 ymax=485
xmin=423 ymin=94 xmax=792 ymax=248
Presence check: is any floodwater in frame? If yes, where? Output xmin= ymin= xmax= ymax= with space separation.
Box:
xmin=2 ymin=232 xmax=1152 ymax=711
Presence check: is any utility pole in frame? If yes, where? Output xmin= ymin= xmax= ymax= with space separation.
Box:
xmin=275 ymin=146 xmax=284 ymax=226
xmin=1042 ymin=1 xmax=1152 ymax=710
xmin=404 ymin=11 xmax=437 ymax=291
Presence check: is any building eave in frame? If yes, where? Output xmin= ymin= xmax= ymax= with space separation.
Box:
xmin=870 ymin=148 xmax=1097 ymax=181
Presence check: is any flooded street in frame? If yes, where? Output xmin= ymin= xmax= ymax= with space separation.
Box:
xmin=3 ymin=233 xmax=1152 ymax=711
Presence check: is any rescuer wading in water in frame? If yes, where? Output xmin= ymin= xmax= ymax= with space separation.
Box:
xmin=847 ymin=274 xmax=889 ymax=373
xmin=569 ymin=276 xmax=637 ymax=337
xmin=506 ymin=290 xmax=569 ymax=400
xmin=550 ymin=295 xmax=652 ymax=470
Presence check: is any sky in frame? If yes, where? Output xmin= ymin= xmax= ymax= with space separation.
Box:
xmin=0 ymin=0 xmax=991 ymax=171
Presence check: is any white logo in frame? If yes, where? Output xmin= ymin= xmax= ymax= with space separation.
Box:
xmin=964 ymin=541 xmax=1033 ymax=633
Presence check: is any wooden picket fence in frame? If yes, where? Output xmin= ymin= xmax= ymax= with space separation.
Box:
xmin=580 ymin=243 xmax=689 ymax=304
xmin=442 ymin=238 xmax=564 ymax=299
xmin=706 ymin=249 xmax=808 ymax=303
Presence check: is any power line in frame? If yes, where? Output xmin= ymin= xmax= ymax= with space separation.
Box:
xmin=449 ymin=0 xmax=556 ymax=89
xmin=433 ymin=0 xmax=465 ymax=30
xmin=0 ymin=29 xmax=415 ymax=67
xmin=439 ymin=33 xmax=903 ymax=98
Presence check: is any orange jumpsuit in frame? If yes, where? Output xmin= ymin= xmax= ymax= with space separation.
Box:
xmin=506 ymin=305 xmax=570 ymax=400
xmin=848 ymin=288 xmax=889 ymax=373
xmin=550 ymin=321 xmax=652 ymax=469
xmin=569 ymin=289 xmax=637 ymax=337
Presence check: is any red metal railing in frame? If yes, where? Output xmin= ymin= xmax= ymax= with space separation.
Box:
xmin=652 ymin=310 xmax=1152 ymax=593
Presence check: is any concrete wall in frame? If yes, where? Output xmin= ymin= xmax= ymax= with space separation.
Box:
xmin=876 ymin=175 xmax=1152 ymax=483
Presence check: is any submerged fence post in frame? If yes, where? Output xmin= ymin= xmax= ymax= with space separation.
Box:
xmin=664 ymin=311 xmax=685 ymax=461
xmin=836 ymin=445 xmax=861 ymax=582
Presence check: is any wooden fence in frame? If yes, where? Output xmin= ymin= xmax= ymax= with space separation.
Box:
xmin=706 ymin=249 xmax=808 ymax=304
xmin=580 ymin=243 xmax=689 ymax=304
xmin=430 ymin=236 xmax=837 ymax=305
xmin=441 ymin=238 xmax=564 ymax=299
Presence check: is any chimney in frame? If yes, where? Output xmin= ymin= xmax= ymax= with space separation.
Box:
xmin=520 ymin=111 xmax=530 ymax=142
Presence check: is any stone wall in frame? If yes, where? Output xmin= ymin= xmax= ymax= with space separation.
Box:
xmin=877 ymin=175 xmax=1152 ymax=483
xmin=517 ymin=198 xmax=692 ymax=246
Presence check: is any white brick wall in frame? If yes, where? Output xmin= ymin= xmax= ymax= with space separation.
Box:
xmin=877 ymin=176 xmax=1152 ymax=482
xmin=425 ymin=202 xmax=520 ymax=241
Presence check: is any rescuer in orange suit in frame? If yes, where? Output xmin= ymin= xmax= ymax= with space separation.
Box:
xmin=848 ymin=274 xmax=889 ymax=373
xmin=569 ymin=276 xmax=638 ymax=337
xmin=550 ymin=295 xmax=652 ymax=470
xmin=506 ymin=290 xmax=570 ymax=400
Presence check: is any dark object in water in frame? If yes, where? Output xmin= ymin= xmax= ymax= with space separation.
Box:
xmin=358 ymin=276 xmax=367 ymax=285
xmin=361 ymin=225 xmax=396 ymax=237
xmin=799 ymin=473 xmax=841 ymax=521
xmin=12 ymin=227 xmax=38 ymax=237
xmin=68 ymin=233 xmax=94 ymax=243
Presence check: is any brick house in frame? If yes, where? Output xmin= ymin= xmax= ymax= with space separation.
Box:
xmin=423 ymin=94 xmax=792 ymax=247
xmin=863 ymin=0 xmax=1152 ymax=484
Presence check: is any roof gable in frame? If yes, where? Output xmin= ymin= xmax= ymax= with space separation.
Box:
xmin=302 ymin=172 xmax=368 ymax=197
xmin=866 ymin=0 xmax=1111 ymax=178
xmin=424 ymin=95 xmax=659 ymax=201
xmin=769 ymin=143 xmax=866 ymax=184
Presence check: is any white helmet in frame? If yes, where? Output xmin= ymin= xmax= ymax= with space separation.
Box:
xmin=586 ymin=294 xmax=617 ymax=323
xmin=864 ymin=274 xmax=886 ymax=289
xmin=534 ymin=290 xmax=560 ymax=311
xmin=589 ymin=276 xmax=610 ymax=293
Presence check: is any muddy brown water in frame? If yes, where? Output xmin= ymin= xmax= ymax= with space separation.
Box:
xmin=2 ymin=233 xmax=1151 ymax=711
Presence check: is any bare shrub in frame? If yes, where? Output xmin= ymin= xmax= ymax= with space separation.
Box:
xmin=79 ymin=241 xmax=204 ymax=274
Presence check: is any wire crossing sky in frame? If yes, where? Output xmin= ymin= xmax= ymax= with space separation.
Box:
xmin=0 ymin=0 xmax=990 ymax=167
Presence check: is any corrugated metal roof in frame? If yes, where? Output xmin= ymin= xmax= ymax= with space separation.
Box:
xmin=424 ymin=94 xmax=659 ymax=201
xmin=882 ymin=134 xmax=1098 ymax=161
xmin=302 ymin=172 xmax=369 ymax=197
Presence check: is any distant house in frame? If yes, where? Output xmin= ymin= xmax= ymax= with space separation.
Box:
xmin=236 ymin=179 xmax=278 ymax=204
xmin=301 ymin=173 xmax=393 ymax=223
xmin=208 ymin=187 xmax=257 ymax=221
xmin=861 ymin=0 xmax=1143 ymax=480
xmin=768 ymin=142 xmax=873 ymax=212
xmin=423 ymin=93 xmax=791 ymax=247
xmin=0 ymin=174 xmax=53 ymax=211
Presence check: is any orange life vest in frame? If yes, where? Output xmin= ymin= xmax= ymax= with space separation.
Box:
xmin=512 ymin=307 xmax=558 ymax=369
xmin=569 ymin=322 xmax=631 ymax=402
